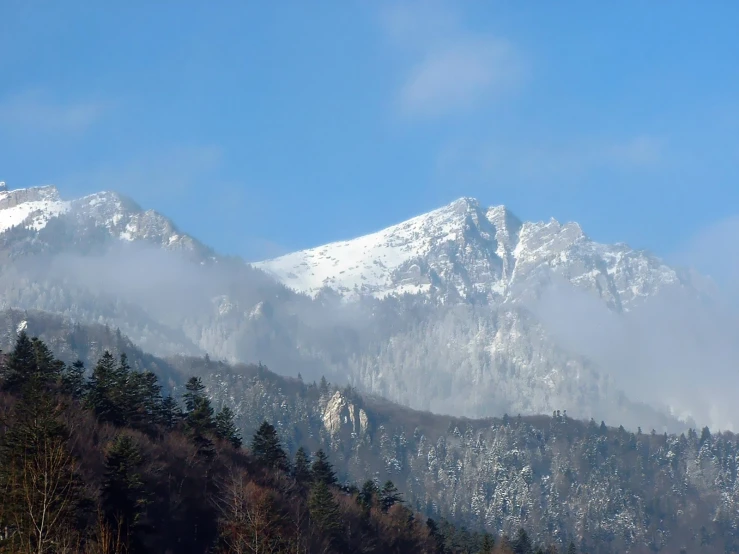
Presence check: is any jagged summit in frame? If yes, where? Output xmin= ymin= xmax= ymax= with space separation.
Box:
xmin=0 ymin=184 xmax=69 ymax=234
xmin=0 ymin=184 xmax=209 ymax=256
xmin=255 ymin=196 xmax=684 ymax=309
xmin=255 ymin=196 xmax=512 ymax=299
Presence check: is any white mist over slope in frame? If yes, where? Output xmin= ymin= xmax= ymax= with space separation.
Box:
xmin=534 ymin=210 xmax=739 ymax=431
xmin=531 ymin=279 xmax=739 ymax=430
xmin=1 ymin=184 xmax=737 ymax=431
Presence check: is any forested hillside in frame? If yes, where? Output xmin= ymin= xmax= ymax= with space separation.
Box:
xmin=191 ymin=360 xmax=739 ymax=554
xmin=1 ymin=332 xmax=545 ymax=553
xmin=1 ymin=310 xmax=738 ymax=552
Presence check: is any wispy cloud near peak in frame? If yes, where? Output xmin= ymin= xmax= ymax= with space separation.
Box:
xmin=381 ymin=2 xmax=525 ymax=120
xmin=399 ymin=37 xmax=521 ymax=119
xmin=0 ymin=90 xmax=108 ymax=134
xmin=437 ymin=134 xmax=665 ymax=186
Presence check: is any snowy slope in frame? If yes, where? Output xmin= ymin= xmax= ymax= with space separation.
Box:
xmin=0 ymin=184 xmax=210 ymax=257
xmin=256 ymin=197 xmax=686 ymax=310
xmin=0 ymin=185 xmax=71 ymax=233
xmin=255 ymin=198 xmax=487 ymax=298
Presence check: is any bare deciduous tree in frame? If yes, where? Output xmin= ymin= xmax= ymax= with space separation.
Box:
xmin=215 ymin=471 xmax=284 ymax=554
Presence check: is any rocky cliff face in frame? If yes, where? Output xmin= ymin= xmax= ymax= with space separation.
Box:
xmin=322 ymin=389 xmax=370 ymax=438
xmin=255 ymin=197 xmax=691 ymax=311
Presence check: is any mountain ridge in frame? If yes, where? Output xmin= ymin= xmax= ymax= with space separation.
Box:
xmin=0 ymin=183 xmax=211 ymax=257
xmin=0 ymin=184 xmax=718 ymax=431
xmin=255 ymin=195 xmax=691 ymax=312
xmin=0 ymin=185 xmax=693 ymax=311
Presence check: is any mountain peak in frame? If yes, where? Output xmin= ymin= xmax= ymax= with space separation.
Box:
xmin=257 ymin=197 xmax=686 ymax=309
xmin=446 ymin=196 xmax=480 ymax=211
xmin=0 ymin=185 xmax=212 ymax=259
xmin=0 ymin=184 xmax=68 ymax=233
xmin=0 ymin=184 xmax=61 ymax=202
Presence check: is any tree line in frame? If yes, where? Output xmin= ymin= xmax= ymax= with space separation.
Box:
xmin=0 ymin=332 xmax=571 ymax=553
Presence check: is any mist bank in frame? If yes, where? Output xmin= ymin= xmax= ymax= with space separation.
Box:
xmin=530 ymin=277 xmax=739 ymax=431
xmin=0 ymin=238 xmax=731 ymax=432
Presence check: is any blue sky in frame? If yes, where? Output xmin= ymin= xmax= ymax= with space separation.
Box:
xmin=1 ymin=1 xmax=738 ymax=268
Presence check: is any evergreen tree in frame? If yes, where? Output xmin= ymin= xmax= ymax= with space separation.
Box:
xmin=250 ymin=421 xmax=289 ymax=471
xmin=480 ymin=533 xmax=495 ymax=553
xmin=183 ymin=376 xmax=207 ymax=413
xmin=357 ymin=479 xmax=379 ymax=511
xmin=1 ymin=332 xmax=64 ymax=391
xmin=319 ymin=375 xmax=329 ymax=395
xmin=308 ymin=480 xmax=342 ymax=543
xmin=127 ymin=370 xmax=162 ymax=427
xmin=567 ymin=542 xmax=577 ymax=554
xmin=160 ymin=394 xmax=182 ymax=428
xmin=31 ymin=337 xmax=64 ymax=382
xmin=380 ymin=480 xmax=403 ymax=512
xmin=102 ymin=434 xmax=148 ymax=550
xmin=61 ymin=359 xmax=86 ymax=399
xmin=1 ymin=331 xmax=37 ymax=390
xmin=85 ymin=351 xmax=135 ymax=426
xmin=311 ymin=449 xmax=337 ymax=486
xmin=426 ymin=518 xmax=447 ymax=553
xmin=293 ymin=446 xmax=312 ymax=483
xmin=214 ymin=406 xmax=242 ymax=448
xmin=182 ymin=377 xmax=215 ymax=458
xmin=512 ymin=528 xmax=533 ymax=554
xmin=183 ymin=377 xmax=214 ymax=431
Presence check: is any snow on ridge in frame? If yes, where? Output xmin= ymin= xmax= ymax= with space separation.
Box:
xmin=0 ymin=185 xmax=70 ymax=234
xmin=255 ymin=196 xmax=685 ymax=308
xmin=0 ymin=184 xmax=61 ymax=204
xmin=0 ymin=185 xmax=131 ymax=236
xmin=255 ymin=197 xmax=495 ymax=298
xmin=0 ymin=185 xmax=198 ymax=252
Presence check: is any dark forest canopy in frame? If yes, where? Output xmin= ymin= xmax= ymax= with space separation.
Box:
xmin=0 ymin=332 xmax=545 ymax=554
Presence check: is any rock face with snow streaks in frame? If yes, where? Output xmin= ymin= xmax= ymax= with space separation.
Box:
xmin=0 ymin=184 xmax=211 ymax=256
xmin=256 ymin=197 xmax=687 ymax=311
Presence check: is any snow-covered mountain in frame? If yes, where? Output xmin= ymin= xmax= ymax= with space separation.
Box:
xmin=0 ymin=183 xmax=210 ymax=257
xmin=0 ymin=183 xmax=70 ymax=233
xmin=256 ymin=197 xmax=688 ymax=312
xmin=0 ymin=184 xmax=719 ymax=430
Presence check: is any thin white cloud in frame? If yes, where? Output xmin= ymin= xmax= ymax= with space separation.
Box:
xmin=438 ymin=135 xmax=665 ymax=183
xmin=399 ymin=38 xmax=521 ymax=118
xmin=62 ymin=145 xmax=224 ymax=200
xmin=673 ymin=215 xmax=739 ymax=295
xmin=0 ymin=90 xmax=108 ymax=134
xmin=381 ymin=2 xmax=525 ymax=119
xmin=604 ymin=136 xmax=663 ymax=168
xmin=516 ymin=135 xmax=664 ymax=177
